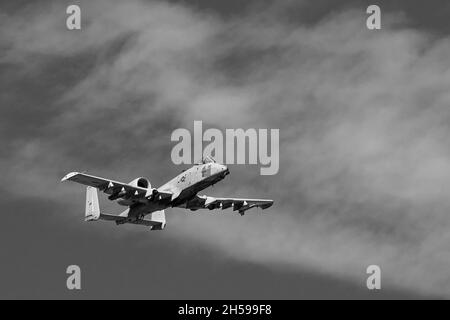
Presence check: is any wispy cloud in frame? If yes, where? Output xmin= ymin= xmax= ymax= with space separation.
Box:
xmin=2 ymin=0 xmax=450 ymax=297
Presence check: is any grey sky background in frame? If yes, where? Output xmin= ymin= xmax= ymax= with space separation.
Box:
xmin=1 ymin=0 xmax=450 ymax=299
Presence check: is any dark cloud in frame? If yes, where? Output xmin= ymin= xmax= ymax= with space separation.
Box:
xmin=0 ymin=191 xmax=432 ymax=299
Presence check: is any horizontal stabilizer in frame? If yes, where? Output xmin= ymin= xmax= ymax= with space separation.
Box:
xmin=99 ymin=211 xmax=165 ymax=230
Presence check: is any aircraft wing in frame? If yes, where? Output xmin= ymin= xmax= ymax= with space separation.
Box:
xmin=61 ymin=172 xmax=172 ymax=202
xmin=185 ymin=195 xmax=273 ymax=215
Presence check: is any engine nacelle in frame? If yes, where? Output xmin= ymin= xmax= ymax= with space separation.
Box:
xmin=128 ymin=177 xmax=151 ymax=189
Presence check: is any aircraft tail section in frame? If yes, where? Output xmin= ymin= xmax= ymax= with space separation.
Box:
xmin=85 ymin=186 xmax=101 ymax=221
xmin=148 ymin=210 xmax=166 ymax=230
xmin=84 ymin=186 xmax=165 ymax=230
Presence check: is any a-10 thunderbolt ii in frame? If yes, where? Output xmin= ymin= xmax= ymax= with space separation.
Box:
xmin=61 ymin=157 xmax=273 ymax=230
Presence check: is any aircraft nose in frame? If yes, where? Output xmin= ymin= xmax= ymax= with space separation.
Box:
xmin=223 ymin=166 xmax=230 ymax=175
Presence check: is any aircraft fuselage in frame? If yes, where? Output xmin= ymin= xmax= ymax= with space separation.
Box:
xmin=123 ymin=162 xmax=229 ymax=218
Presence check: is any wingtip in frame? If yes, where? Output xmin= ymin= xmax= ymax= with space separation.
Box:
xmin=61 ymin=172 xmax=80 ymax=182
xmin=262 ymin=201 xmax=274 ymax=210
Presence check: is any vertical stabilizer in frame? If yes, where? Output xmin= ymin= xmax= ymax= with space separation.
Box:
xmin=150 ymin=210 xmax=166 ymax=230
xmin=85 ymin=187 xmax=100 ymax=221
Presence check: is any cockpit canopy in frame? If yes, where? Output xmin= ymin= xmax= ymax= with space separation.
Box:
xmin=197 ymin=156 xmax=216 ymax=165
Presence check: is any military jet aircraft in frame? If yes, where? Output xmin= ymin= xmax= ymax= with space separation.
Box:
xmin=61 ymin=156 xmax=273 ymax=230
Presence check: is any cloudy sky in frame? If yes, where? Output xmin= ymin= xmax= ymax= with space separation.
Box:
xmin=1 ymin=0 xmax=450 ymax=299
